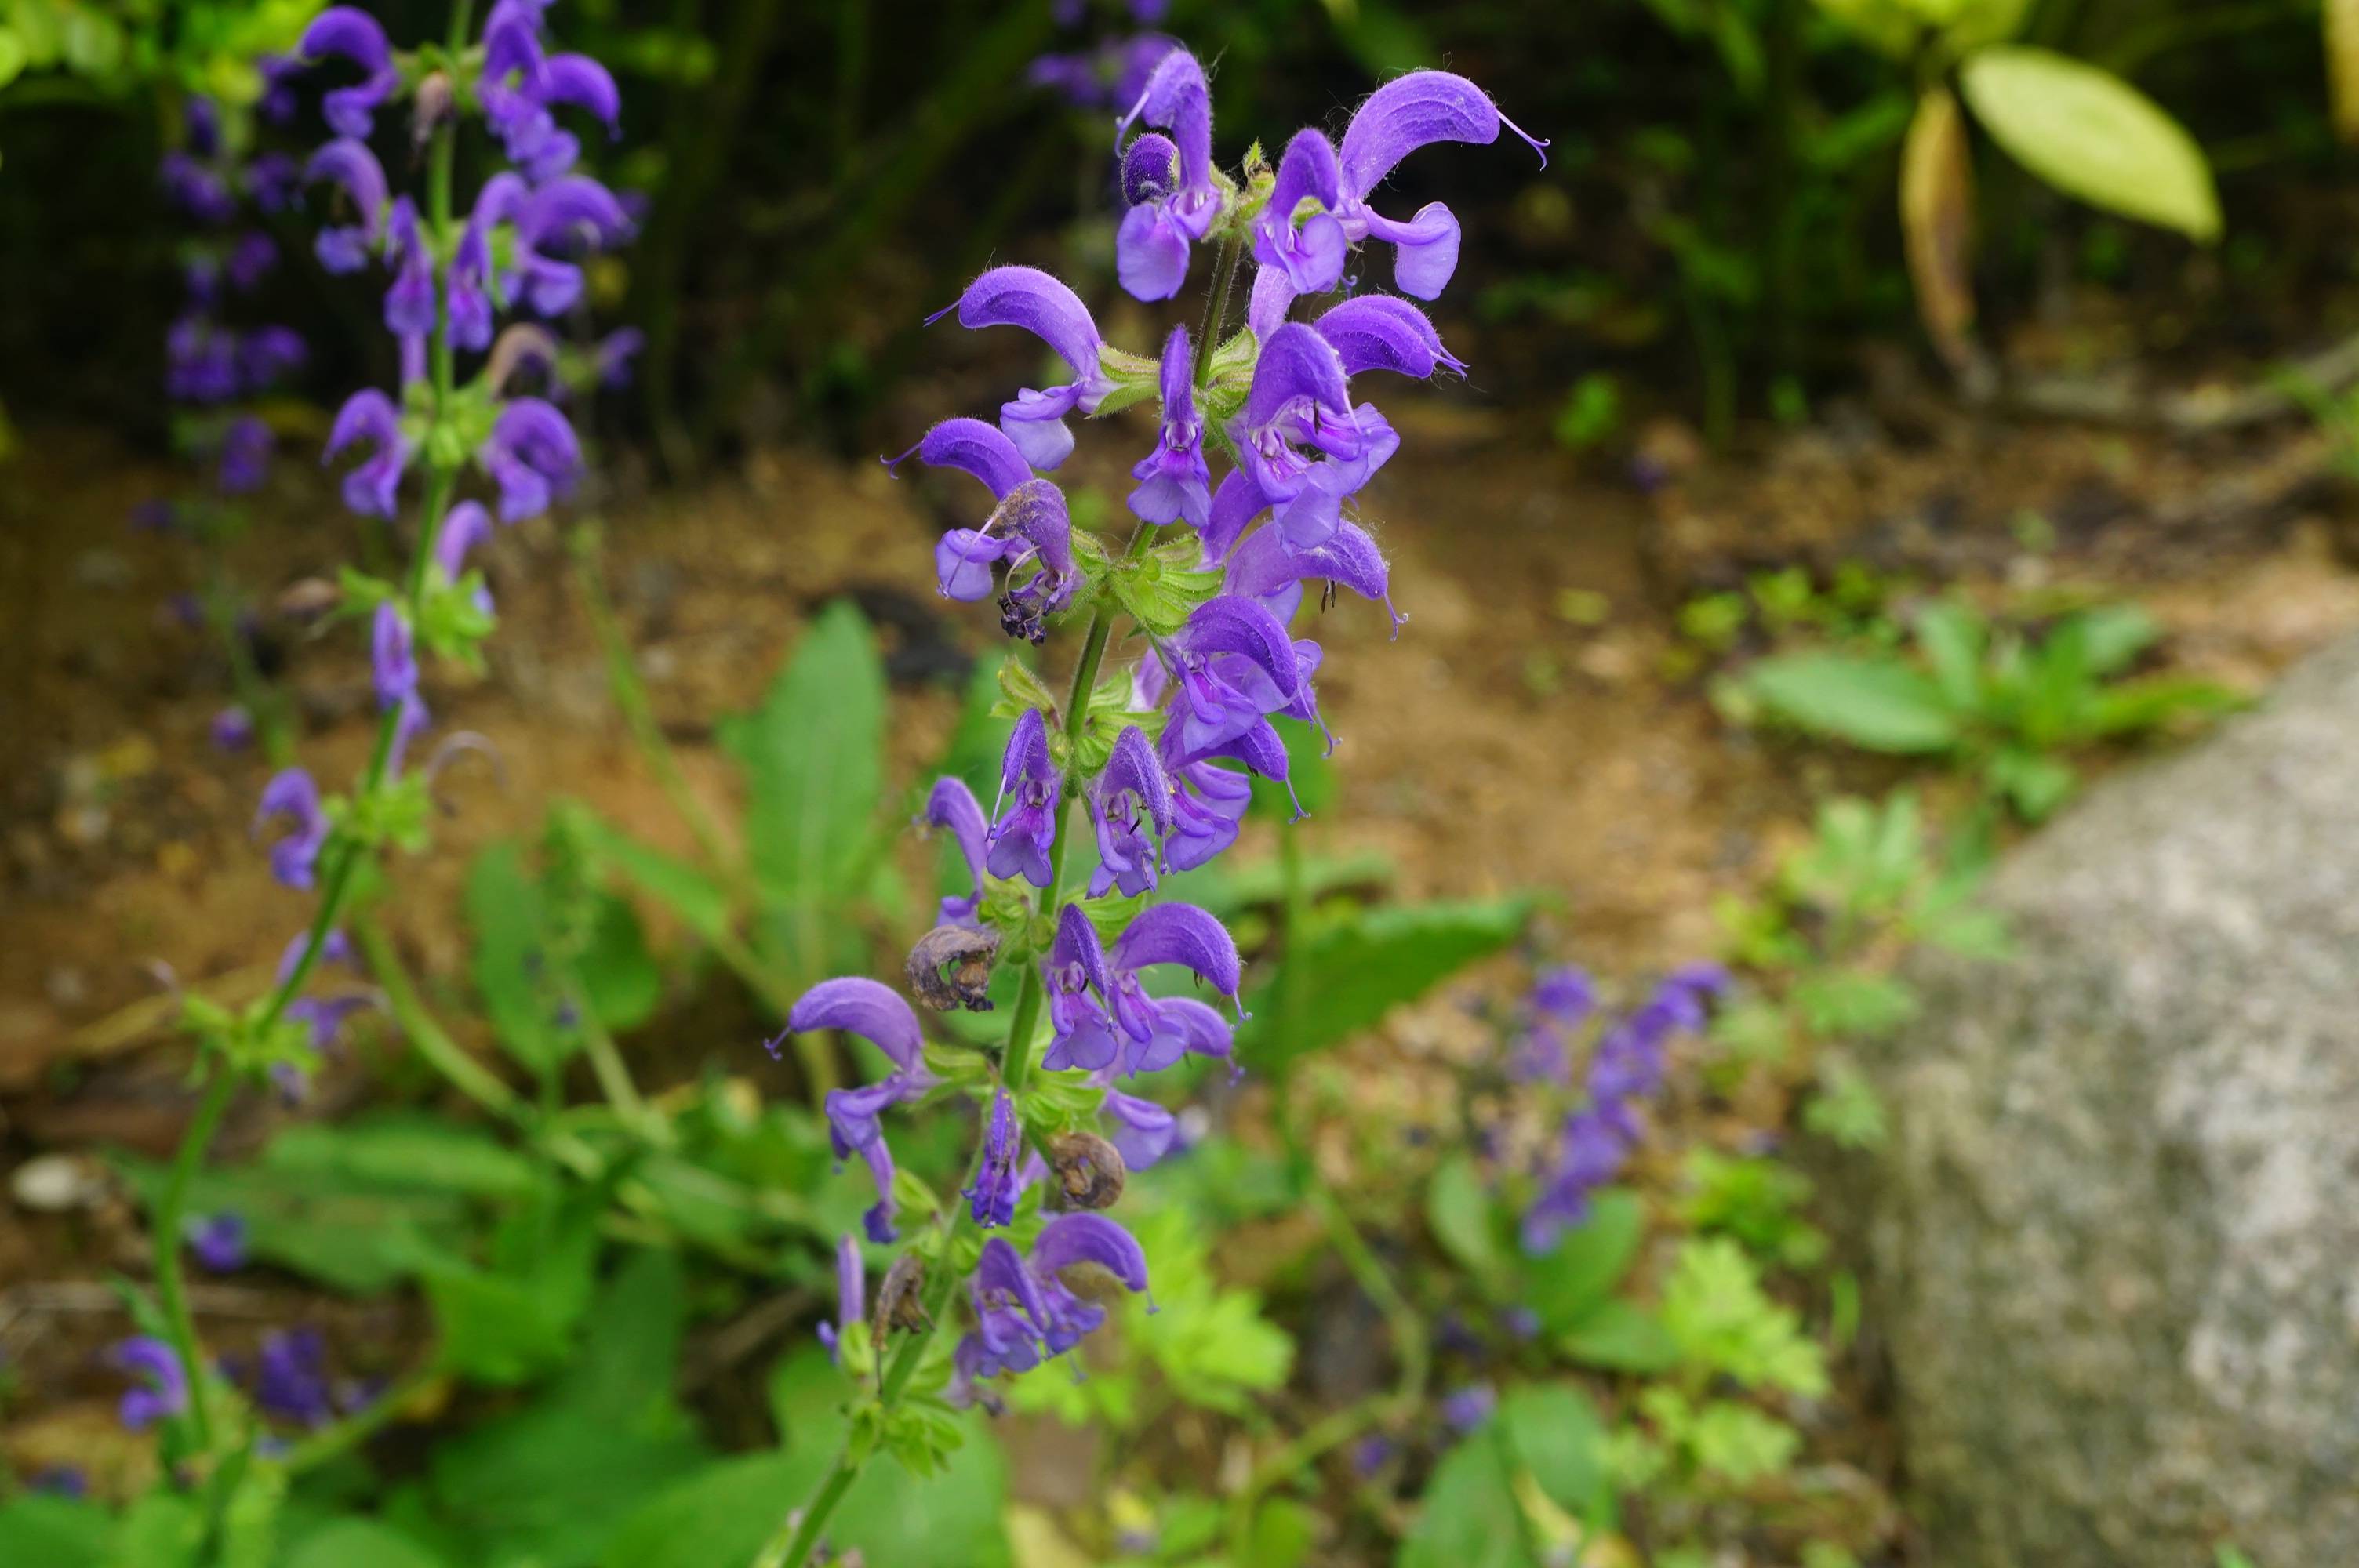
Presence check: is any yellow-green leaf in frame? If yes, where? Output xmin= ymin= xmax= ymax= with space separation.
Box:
xmin=1958 ymin=45 xmax=2219 ymax=241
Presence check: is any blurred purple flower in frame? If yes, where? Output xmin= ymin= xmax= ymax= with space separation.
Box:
xmin=111 ymin=1337 xmax=188 ymax=1431
xmin=187 ymin=1211 xmax=248 ymax=1272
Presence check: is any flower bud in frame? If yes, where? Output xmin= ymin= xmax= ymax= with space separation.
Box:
xmin=1120 ymin=132 xmax=1180 ymax=209
xmin=413 ymin=72 xmax=454 ymax=145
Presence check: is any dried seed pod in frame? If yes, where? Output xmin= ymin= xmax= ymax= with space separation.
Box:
xmin=870 ymin=1251 xmax=930 ymax=1356
xmin=1045 ymin=1129 xmax=1126 ymax=1211
xmin=906 ymin=924 xmax=999 ymax=1012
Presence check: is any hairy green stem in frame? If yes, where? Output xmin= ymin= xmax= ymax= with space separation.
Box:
xmin=354 ymin=915 xmax=529 ymax=1123
xmin=151 ymin=1068 xmax=237 ymax=1454
xmin=1195 ymin=234 xmax=1241 ymax=386
xmin=758 ymin=1454 xmax=861 ymax=1568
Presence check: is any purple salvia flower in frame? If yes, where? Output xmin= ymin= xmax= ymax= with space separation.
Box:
xmin=162 ymin=153 xmax=237 ymax=225
xmin=780 ymin=978 xmax=936 ymax=1246
xmin=112 ymin=1337 xmax=189 ymax=1431
xmin=165 ymin=316 xmax=241 ymax=403
xmin=246 ymin=153 xmax=301 ymax=214
xmin=593 ymin=327 xmax=645 ymax=388
xmin=895 ymin=418 xmax=1078 ymax=637
xmin=1113 ymin=49 xmax=1221 ymax=301
xmin=305 ymin=139 xmax=389 ymax=274
xmin=1160 ymin=593 xmax=1322 ymax=770
xmin=1230 ymin=321 xmax=1396 ymax=552
xmin=1041 ymin=902 xmax=1239 ymax=1076
xmin=253 ymin=768 xmax=329 ymax=890
xmin=1353 ymin=1434 xmax=1396 ymax=1477
xmin=917 ymin=775 xmax=990 ymax=926
xmin=964 ymin=1090 xmax=1020 ymax=1227
xmin=1249 ymin=262 xmax=1298 ymax=343
xmin=325 ymin=390 xmax=410 ymax=518
xmin=1332 ymin=71 xmax=1548 ymax=300
xmin=187 ymin=1211 xmax=248 ymax=1272
xmin=1165 ymin=759 xmax=1252 ymax=871
xmin=1101 ymin=1087 xmax=1179 ymax=1169
xmin=387 ymin=693 xmax=432 ymax=779
xmin=240 ymin=325 xmax=308 ymax=392
xmin=217 ymin=415 xmax=274 ymax=495
xmin=511 ymin=175 xmax=634 ymax=316
xmin=372 ymin=603 xmax=417 ymax=712
xmin=225 ymin=232 xmax=279 ymax=293
xmin=1222 ymin=519 xmax=1400 ymax=634
xmin=186 ymin=96 xmax=222 ymax=159
xmin=1252 ymin=128 xmax=1347 ymax=295
xmin=275 ymin=928 xmax=356 ymax=985
xmin=965 ymin=1236 xmax=1051 ymax=1380
xmin=933 ymin=267 xmax=1113 ymax=470
xmin=1028 ymin=1211 xmax=1152 ymax=1352
xmin=1532 ymin=965 xmax=1598 ymax=1025
xmin=252 ymin=1327 xmax=334 ymax=1426
xmin=256 ymin=55 xmax=303 ymax=125
xmin=300 ymin=7 xmax=401 ymax=140
xmin=478 ymin=397 xmax=581 ymax=521
xmin=434 ymin=499 xmax=497 ymax=615
xmin=1127 ymin=325 xmax=1210 ymax=528
xmin=1313 ymin=295 xmax=1463 ymax=380
xmin=1441 ymin=1382 xmax=1498 ymax=1434
xmin=987 ymin=707 xmax=1060 ymax=887
xmin=817 ymin=1232 xmax=865 ymax=1361
xmin=1087 ymin=724 xmax=1172 ymax=898
xmin=1524 ymin=1107 xmax=1630 ymax=1252
xmin=211 ymin=706 xmax=255 ymax=753
xmin=383 ymin=197 xmax=437 ymax=341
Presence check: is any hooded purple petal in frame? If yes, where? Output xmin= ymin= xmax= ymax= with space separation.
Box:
xmin=1224 ymin=520 xmax=1400 ymax=633
xmin=1030 ymin=1212 xmax=1150 ymax=1294
xmin=918 ymin=775 xmax=991 ymax=925
xmin=1337 ymin=70 xmax=1548 ymax=200
xmin=1110 ymin=902 xmax=1241 ymax=1000
xmin=1127 ymin=325 xmax=1211 ymax=528
xmin=987 ymin=706 xmax=1061 ymax=884
xmin=787 ymin=976 xmax=925 ymax=1072
xmin=1314 ymin=295 xmax=1463 ymax=379
xmin=1252 ymin=129 xmax=1347 ymax=295
xmin=1102 ymin=1090 xmax=1180 ymax=1169
xmin=1087 ymin=724 xmax=1173 ymax=898
xmin=892 ymin=416 xmax=1034 ymax=501
xmin=254 ymin=768 xmax=329 ymax=890
xmin=325 ymin=388 xmax=409 ymax=519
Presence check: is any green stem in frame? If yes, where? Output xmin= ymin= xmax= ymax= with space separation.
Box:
xmin=152 ymin=1069 xmax=237 ymax=1454
xmin=354 ymin=915 xmax=529 ymax=1123
xmin=757 ymin=1454 xmax=861 ymax=1568
xmin=1195 ymin=234 xmax=1241 ymax=387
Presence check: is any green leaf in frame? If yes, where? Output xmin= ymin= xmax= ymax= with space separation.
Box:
xmin=1986 ymin=747 xmax=2078 ymax=821
xmin=466 ymin=840 xmax=576 ymax=1074
xmin=578 ymin=893 xmax=661 ymax=1031
xmin=1958 ymin=45 xmax=2221 ymax=241
xmin=1499 ymin=1384 xmax=1608 ymax=1517
xmin=1686 ymin=1399 xmax=1802 ymax=1485
xmin=1242 ymin=1497 xmax=1320 ymax=1568
xmin=110 ymin=1494 xmax=202 ymax=1568
xmin=1110 ymin=539 xmax=1227 ymax=636
xmin=1426 ymin=1153 xmax=1511 ymax=1286
xmin=1521 ymin=1189 xmax=1645 ymax=1330
xmin=1396 ymin=1428 xmax=1537 ymax=1568
xmin=1743 ymin=653 xmax=1962 ymax=753
xmin=1912 ymin=600 xmax=1986 ymax=711
xmin=422 ymin=1192 xmax=601 ymax=1386
xmin=722 ymin=599 xmax=887 ymax=918
xmin=1557 ymin=1299 xmax=1680 ymax=1374
xmin=282 ymin=1519 xmax=453 ymax=1568
xmin=1659 ymin=1237 xmax=1829 ymax=1396
xmin=0 ymin=1494 xmax=111 ymax=1568
xmin=1238 ymin=898 xmax=1531 ymax=1071
xmin=429 ymin=1250 xmax=709 ymax=1567
xmin=2085 ymin=673 xmax=2242 ymax=738
xmin=1790 ymin=969 xmax=1920 ymax=1038
xmin=567 ymin=808 xmax=735 ymax=946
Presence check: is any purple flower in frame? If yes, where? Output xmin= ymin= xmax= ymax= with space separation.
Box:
xmin=1251 ymin=128 xmax=1347 ymax=295
xmin=1314 ymin=295 xmax=1463 ymax=381
xmin=955 ymin=1213 xmax=1150 ymax=1391
xmin=383 ymin=197 xmax=437 ymax=340
xmin=240 ymin=325 xmax=308 ymax=392
xmin=225 ymin=232 xmax=278 ymax=292
xmin=1087 ymin=724 xmax=1172 ymax=898
xmin=299 ymin=7 xmax=400 ymax=140
xmin=166 ymin=316 xmax=240 ymax=403
xmin=252 ymin=1327 xmax=334 ymax=1426
xmin=256 ymin=55 xmax=303 ymax=125
xmin=325 ymin=389 xmax=410 ymax=519
xmin=1165 ymin=759 xmax=1252 ymax=870
xmin=1040 ymin=901 xmax=1238 ymax=1076
xmin=1332 ymin=71 xmax=1548 ymax=300
xmin=1227 ymin=322 xmax=1397 ymax=552
xmin=964 ymin=1090 xmax=1020 ymax=1227
xmin=1523 ymin=1108 xmax=1628 ymax=1252
xmin=372 ymin=603 xmax=417 ymax=712
xmin=1221 ymin=518 xmax=1399 ymax=634
xmin=779 ymin=978 xmax=936 ymax=1245
xmin=1102 ymin=1087 xmax=1179 ymax=1169
xmin=434 ymin=499 xmax=498 ymax=615
xmin=162 ymin=153 xmax=236 ymax=225
xmin=932 ymin=267 xmax=1113 ymax=470
xmin=1159 ymin=593 xmax=1323 ymax=775
xmin=1128 ymin=325 xmax=1210 ymax=528
xmin=253 ymin=768 xmax=329 ymax=890
xmin=111 ymin=1337 xmax=188 ymax=1431
xmin=211 ymin=706 xmax=256 ymax=753
xmin=986 ymin=707 xmax=1060 ymax=887
xmin=1352 ymin=1434 xmax=1396 ymax=1478
xmin=217 ymin=416 xmax=274 ymax=495
xmin=895 ymin=418 xmax=1078 ymax=641
xmin=817 ymin=1232 xmax=865 ymax=1361
xmin=479 ymin=0 xmax=621 ymax=180
xmin=1441 ymin=1382 xmax=1497 ymax=1434
xmin=478 ymin=397 xmax=581 ymax=521
xmin=185 ymin=96 xmax=222 ymax=159
xmin=305 ymin=139 xmax=389 ymax=275
xmin=592 ymin=327 xmax=645 ymax=389
xmin=187 ymin=1211 xmax=248 ymax=1272
xmin=509 ymin=175 xmax=635 ymax=317
xmin=1532 ymin=965 xmax=1597 ymax=1025
xmin=917 ymin=775 xmax=990 ymax=926
xmin=246 ymin=153 xmax=300 ymax=214
xmin=1113 ymin=49 xmax=1221 ymax=300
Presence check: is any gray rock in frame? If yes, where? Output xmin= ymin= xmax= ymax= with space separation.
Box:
xmin=1864 ymin=633 xmax=2359 ymax=1568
